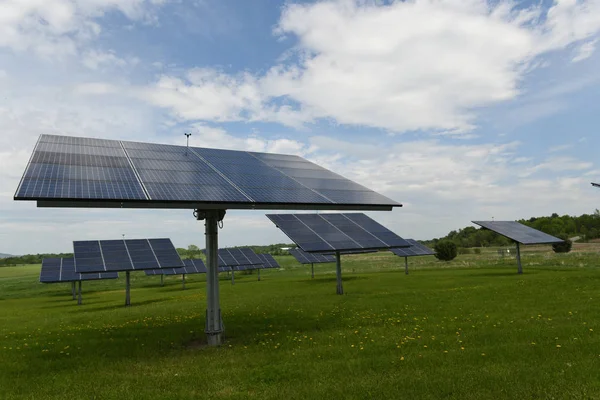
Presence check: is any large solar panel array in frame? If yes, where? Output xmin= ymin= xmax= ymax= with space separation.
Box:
xmin=472 ymin=221 xmax=564 ymax=245
xmin=73 ymin=238 xmax=183 ymax=273
xmin=267 ymin=213 xmax=410 ymax=252
xmin=15 ymin=134 xmax=400 ymax=210
xmin=257 ymin=254 xmax=280 ymax=269
xmin=289 ymin=248 xmax=336 ymax=264
xmin=202 ymin=248 xmax=263 ymax=267
xmin=390 ymin=239 xmax=435 ymax=257
xmin=40 ymin=258 xmax=118 ymax=283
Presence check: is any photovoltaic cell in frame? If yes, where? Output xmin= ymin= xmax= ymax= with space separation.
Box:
xmin=203 ymin=248 xmax=263 ymax=267
xmin=258 ymin=254 xmax=280 ymax=269
xmin=472 ymin=221 xmax=564 ymax=245
xmin=40 ymin=258 xmax=118 ymax=283
xmin=289 ymin=248 xmax=336 ymax=264
xmin=267 ymin=213 xmax=410 ymax=253
xmin=390 ymin=239 xmax=435 ymax=257
xmin=15 ymin=134 xmax=401 ymax=210
xmin=74 ymin=238 xmax=184 ymax=273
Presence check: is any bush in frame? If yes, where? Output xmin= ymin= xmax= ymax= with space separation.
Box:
xmin=552 ymin=238 xmax=572 ymax=253
xmin=434 ymin=241 xmax=458 ymax=261
xmin=473 ymin=248 xmax=481 ymax=255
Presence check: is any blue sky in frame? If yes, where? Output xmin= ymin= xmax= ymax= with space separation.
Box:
xmin=1 ymin=0 xmax=600 ymax=254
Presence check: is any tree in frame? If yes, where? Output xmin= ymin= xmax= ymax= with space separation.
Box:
xmin=552 ymin=237 xmax=572 ymax=253
xmin=434 ymin=241 xmax=457 ymax=261
xmin=187 ymin=244 xmax=201 ymax=259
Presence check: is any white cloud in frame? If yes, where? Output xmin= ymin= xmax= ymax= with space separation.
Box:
xmin=0 ymin=0 xmax=167 ymax=57
xmin=572 ymin=40 xmax=598 ymax=62
xmin=81 ymin=49 xmax=135 ymax=70
xmin=133 ymin=0 xmax=600 ymax=135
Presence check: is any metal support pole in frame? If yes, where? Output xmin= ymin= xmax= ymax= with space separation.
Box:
xmin=161 ymin=274 xmax=164 ymax=287
xmin=311 ymin=263 xmax=314 ymax=279
xmin=336 ymin=251 xmax=343 ymax=295
xmin=257 ymin=268 xmax=261 ymax=281
xmin=231 ymin=270 xmax=235 ymax=285
xmin=182 ymin=274 xmax=186 ymax=290
xmin=405 ymin=257 xmax=409 ymax=275
xmin=77 ymin=281 xmax=82 ymax=305
xmin=125 ymin=271 xmax=131 ymax=306
xmin=203 ymin=209 xmax=224 ymax=346
xmin=71 ymin=281 xmax=76 ymax=300
xmin=516 ymin=242 xmax=523 ymax=274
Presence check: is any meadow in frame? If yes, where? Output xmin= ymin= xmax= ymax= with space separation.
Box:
xmin=1 ymin=246 xmax=600 ymax=399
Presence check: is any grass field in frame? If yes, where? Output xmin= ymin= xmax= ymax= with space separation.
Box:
xmin=1 ymin=246 xmax=600 ymax=399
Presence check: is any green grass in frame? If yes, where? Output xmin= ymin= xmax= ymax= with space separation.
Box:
xmin=1 ymin=250 xmax=600 ymax=399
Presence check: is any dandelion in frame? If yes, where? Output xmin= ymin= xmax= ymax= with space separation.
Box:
xmin=400 ymin=356 xmax=404 ymax=361
xmin=556 ymin=345 xmax=561 ymax=348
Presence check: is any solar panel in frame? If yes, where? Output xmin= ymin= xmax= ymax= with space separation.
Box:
xmin=257 ymin=254 xmax=280 ymax=269
xmin=178 ymin=259 xmax=208 ymax=274
xmin=289 ymin=248 xmax=336 ymax=264
xmin=218 ymin=266 xmax=232 ymax=273
xmin=15 ymin=134 xmax=401 ymax=211
xmin=73 ymin=238 xmax=184 ymax=273
xmin=267 ymin=213 xmax=410 ymax=252
xmin=144 ymin=268 xmax=179 ymax=276
xmin=202 ymin=248 xmax=263 ymax=267
xmin=472 ymin=221 xmax=564 ymax=245
xmin=40 ymin=258 xmax=119 ymax=282
xmin=390 ymin=239 xmax=435 ymax=257
xmin=592 ymin=182 xmax=599 ymax=188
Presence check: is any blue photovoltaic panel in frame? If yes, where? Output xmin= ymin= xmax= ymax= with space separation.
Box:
xmin=258 ymin=254 xmax=280 ymax=269
xmin=267 ymin=213 xmax=410 ymax=253
xmin=202 ymin=248 xmax=263 ymax=267
xmin=472 ymin=221 xmax=564 ymax=245
xmin=218 ymin=266 xmax=232 ymax=273
xmin=16 ymin=135 xmax=147 ymax=201
xmin=179 ymin=259 xmax=208 ymax=274
xmin=74 ymin=238 xmax=184 ymax=273
xmin=40 ymin=258 xmax=118 ymax=282
xmin=144 ymin=268 xmax=179 ymax=276
xmin=390 ymin=239 xmax=435 ymax=257
xmin=289 ymin=248 xmax=336 ymax=264
xmin=16 ymin=134 xmax=401 ymax=211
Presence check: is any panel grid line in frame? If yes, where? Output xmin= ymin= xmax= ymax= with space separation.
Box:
xmin=340 ymin=213 xmax=390 ymax=247
xmin=146 ymin=239 xmax=162 ymax=269
xmin=188 ymin=148 xmax=254 ymax=202
xmin=291 ymin=214 xmax=336 ymax=251
xmin=317 ymin=214 xmax=364 ymax=249
xmin=97 ymin=241 xmax=108 ymax=272
xmin=122 ymin=239 xmax=136 ymax=270
xmin=120 ymin=142 xmax=152 ymax=200
xmin=246 ymin=152 xmax=335 ymax=204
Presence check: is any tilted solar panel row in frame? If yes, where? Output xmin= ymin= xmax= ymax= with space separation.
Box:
xmin=15 ymin=134 xmax=400 ymax=210
xmin=73 ymin=238 xmax=183 ymax=273
xmin=267 ymin=213 xmax=409 ymax=252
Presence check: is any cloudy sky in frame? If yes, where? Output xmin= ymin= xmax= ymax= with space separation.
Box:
xmin=1 ymin=0 xmax=600 ymax=255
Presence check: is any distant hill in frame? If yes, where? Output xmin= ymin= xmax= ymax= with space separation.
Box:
xmin=0 ymin=253 xmax=14 ymax=259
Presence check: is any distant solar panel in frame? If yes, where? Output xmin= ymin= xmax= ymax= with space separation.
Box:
xmin=267 ymin=213 xmax=409 ymax=252
xmin=15 ymin=134 xmax=400 ymax=211
xmin=472 ymin=221 xmax=563 ymax=245
xmin=390 ymin=239 xmax=435 ymax=257
xmin=202 ymin=248 xmax=263 ymax=267
xmin=73 ymin=238 xmax=183 ymax=273
xmin=179 ymin=259 xmax=208 ymax=274
xmin=289 ymin=248 xmax=336 ymax=264
xmin=40 ymin=258 xmax=119 ymax=283
xmin=258 ymin=254 xmax=280 ymax=269
xmin=144 ymin=268 xmax=179 ymax=276
xmin=218 ymin=266 xmax=232 ymax=273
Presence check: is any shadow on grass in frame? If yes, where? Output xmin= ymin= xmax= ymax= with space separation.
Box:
xmin=299 ymin=276 xmax=368 ymax=285
xmin=79 ymin=297 xmax=168 ymax=312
